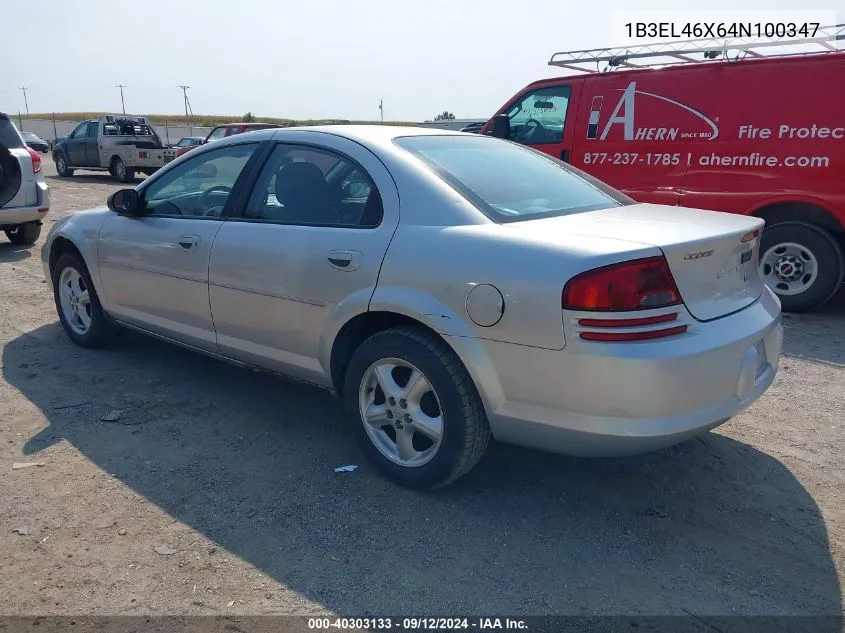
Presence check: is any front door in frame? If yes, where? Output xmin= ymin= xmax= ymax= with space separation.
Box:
xmin=65 ymin=122 xmax=89 ymax=165
xmin=208 ymin=133 xmax=399 ymax=386
xmin=97 ymin=141 xmax=261 ymax=351
xmin=500 ymin=80 xmax=584 ymax=164
xmin=83 ymin=120 xmax=100 ymax=167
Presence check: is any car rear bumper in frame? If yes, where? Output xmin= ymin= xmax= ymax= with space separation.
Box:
xmin=454 ymin=287 xmax=783 ymax=457
xmin=0 ymin=182 xmax=50 ymax=227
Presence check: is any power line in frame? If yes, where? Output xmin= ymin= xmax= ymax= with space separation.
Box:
xmin=115 ymin=85 xmax=127 ymax=114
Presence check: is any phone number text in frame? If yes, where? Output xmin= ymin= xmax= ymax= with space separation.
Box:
xmin=583 ymin=152 xmax=681 ymax=166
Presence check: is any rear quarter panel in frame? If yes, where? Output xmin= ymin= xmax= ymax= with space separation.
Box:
xmin=371 ymin=220 xmax=658 ymax=351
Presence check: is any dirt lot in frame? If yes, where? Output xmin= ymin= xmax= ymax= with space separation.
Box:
xmin=1 ymin=161 xmax=844 ymax=621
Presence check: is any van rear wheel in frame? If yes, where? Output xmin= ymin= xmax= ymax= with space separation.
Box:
xmin=759 ymin=221 xmax=844 ymax=313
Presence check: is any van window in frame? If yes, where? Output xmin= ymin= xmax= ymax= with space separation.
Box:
xmin=506 ymin=85 xmax=571 ymax=145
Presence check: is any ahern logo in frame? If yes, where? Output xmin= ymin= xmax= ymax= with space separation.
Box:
xmin=590 ymin=82 xmax=719 ymax=142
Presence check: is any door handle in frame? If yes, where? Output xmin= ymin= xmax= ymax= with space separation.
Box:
xmin=560 ymin=149 xmax=570 ymax=163
xmin=177 ymin=235 xmax=200 ymax=251
xmin=327 ymin=250 xmax=362 ymax=271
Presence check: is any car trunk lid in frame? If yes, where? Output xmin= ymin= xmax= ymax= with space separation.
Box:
xmin=509 ymin=203 xmax=765 ymax=321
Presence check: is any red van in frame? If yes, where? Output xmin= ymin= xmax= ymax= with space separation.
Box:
xmin=484 ymin=33 xmax=845 ymax=312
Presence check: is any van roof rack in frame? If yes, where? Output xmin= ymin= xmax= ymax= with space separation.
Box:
xmin=549 ymin=23 xmax=845 ymax=73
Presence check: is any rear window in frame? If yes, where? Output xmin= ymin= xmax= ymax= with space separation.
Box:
xmin=0 ymin=116 xmax=25 ymax=149
xmin=394 ymin=135 xmax=629 ymax=222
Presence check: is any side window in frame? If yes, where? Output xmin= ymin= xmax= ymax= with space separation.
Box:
xmin=142 ymin=143 xmax=258 ymax=218
xmin=226 ymin=126 xmax=241 ymax=136
xmin=86 ymin=121 xmax=99 ymax=138
xmin=243 ymin=144 xmax=383 ymax=227
xmin=206 ymin=127 xmax=227 ymax=141
xmin=506 ymin=85 xmax=571 ymax=145
xmin=70 ymin=123 xmax=88 ymax=139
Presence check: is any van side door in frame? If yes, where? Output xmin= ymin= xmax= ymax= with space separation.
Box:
xmin=498 ymin=79 xmax=585 ymax=165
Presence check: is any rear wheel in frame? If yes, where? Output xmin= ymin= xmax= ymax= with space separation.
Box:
xmin=112 ymin=157 xmax=135 ymax=183
xmin=55 ymin=153 xmax=74 ymax=177
xmin=4 ymin=222 xmax=41 ymax=245
xmin=343 ymin=326 xmax=491 ymax=489
xmin=759 ymin=221 xmax=844 ymax=313
xmin=52 ymin=253 xmax=113 ymax=348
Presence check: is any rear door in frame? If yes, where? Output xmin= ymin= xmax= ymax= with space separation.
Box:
xmin=208 ymin=131 xmax=399 ymax=386
xmin=498 ymin=80 xmax=584 ymax=165
xmin=83 ymin=121 xmax=100 ymax=167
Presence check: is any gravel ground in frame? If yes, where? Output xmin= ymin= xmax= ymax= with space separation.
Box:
xmin=0 ymin=161 xmax=843 ymax=622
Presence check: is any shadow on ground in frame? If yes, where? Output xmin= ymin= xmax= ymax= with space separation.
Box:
xmin=0 ymin=242 xmax=34 ymax=263
xmin=4 ymin=323 xmax=841 ymax=620
xmin=44 ymin=173 xmax=140 ymax=186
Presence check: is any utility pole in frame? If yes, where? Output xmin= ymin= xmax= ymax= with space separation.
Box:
xmin=115 ymin=84 xmax=127 ymax=114
xmin=178 ymin=85 xmax=191 ymax=133
xmin=19 ymin=86 xmax=30 ymax=118
xmin=379 ymin=99 xmax=383 ymax=123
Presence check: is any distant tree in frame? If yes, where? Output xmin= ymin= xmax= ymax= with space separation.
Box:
xmin=242 ymin=112 xmax=255 ymax=122
xmin=434 ymin=111 xmax=456 ymax=121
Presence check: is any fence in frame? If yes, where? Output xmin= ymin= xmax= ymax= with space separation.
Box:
xmin=15 ymin=117 xmax=214 ymax=147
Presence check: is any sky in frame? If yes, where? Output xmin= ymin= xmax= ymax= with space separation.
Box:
xmin=1 ymin=0 xmax=841 ymax=122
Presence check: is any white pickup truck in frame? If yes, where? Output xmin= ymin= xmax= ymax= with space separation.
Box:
xmin=53 ymin=115 xmax=177 ymax=182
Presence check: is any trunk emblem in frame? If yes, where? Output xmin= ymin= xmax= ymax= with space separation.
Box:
xmin=683 ymin=250 xmax=714 ymax=260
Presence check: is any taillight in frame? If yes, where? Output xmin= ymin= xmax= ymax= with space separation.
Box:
xmin=562 ymin=256 xmax=681 ymax=312
xmin=27 ymin=147 xmax=42 ymax=173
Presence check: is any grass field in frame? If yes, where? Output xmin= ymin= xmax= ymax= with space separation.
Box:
xmin=22 ymin=112 xmax=416 ymax=127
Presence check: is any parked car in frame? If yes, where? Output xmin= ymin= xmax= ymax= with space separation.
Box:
xmin=0 ymin=113 xmax=50 ymax=245
xmin=21 ymin=131 xmax=50 ymax=153
xmin=42 ymin=126 xmax=782 ymax=489
xmin=53 ymin=115 xmax=177 ymax=182
xmin=459 ymin=122 xmax=485 ymax=134
xmin=484 ymin=33 xmax=845 ymax=313
xmin=175 ymin=122 xmax=281 ymax=157
xmin=171 ymin=136 xmax=205 ymax=151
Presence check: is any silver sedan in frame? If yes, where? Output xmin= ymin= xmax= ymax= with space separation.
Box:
xmin=41 ymin=126 xmax=783 ymax=489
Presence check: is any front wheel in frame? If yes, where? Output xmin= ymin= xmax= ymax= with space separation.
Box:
xmin=55 ymin=153 xmax=74 ymax=177
xmin=52 ymin=253 xmax=114 ymax=348
xmin=5 ymin=222 xmax=41 ymax=245
xmin=343 ymin=326 xmax=491 ymax=489
xmin=759 ymin=222 xmax=844 ymax=313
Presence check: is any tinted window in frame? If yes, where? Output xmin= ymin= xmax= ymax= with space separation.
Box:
xmin=243 ymin=144 xmax=382 ymax=227
xmin=86 ymin=121 xmax=99 ymax=138
xmin=0 ymin=117 xmax=24 ymax=149
xmin=395 ymin=135 xmax=625 ymax=222
xmin=506 ymin=85 xmax=571 ymax=144
xmin=143 ymin=143 xmax=257 ymax=218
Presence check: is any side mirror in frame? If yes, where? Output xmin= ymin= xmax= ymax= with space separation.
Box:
xmin=487 ymin=114 xmax=510 ymax=139
xmin=107 ymin=188 xmax=142 ymax=216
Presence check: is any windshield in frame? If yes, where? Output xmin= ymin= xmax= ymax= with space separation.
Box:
xmin=22 ymin=132 xmax=39 ymax=141
xmin=394 ymin=135 xmax=629 ymax=222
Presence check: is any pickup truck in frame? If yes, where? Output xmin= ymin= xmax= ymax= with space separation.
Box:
xmin=53 ymin=115 xmax=177 ymax=182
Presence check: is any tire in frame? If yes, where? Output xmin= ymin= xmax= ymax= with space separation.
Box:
xmin=759 ymin=221 xmax=844 ymax=313
xmin=5 ymin=222 xmax=41 ymax=245
xmin=343 ymin=325 xmax=491 ymax=489
xmin=51 ymin=252 xmax=114 ymax=348
xmin=112 ymin=157 xmax=135 ymax=183
xmin=55 ymin=153 xmax=74 ymax=177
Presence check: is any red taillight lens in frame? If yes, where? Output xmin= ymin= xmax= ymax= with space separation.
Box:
xmin=562 ymin=256 xmax=681 ymax=311
xmin=27 ymin=147 xmax=42 ymax=173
